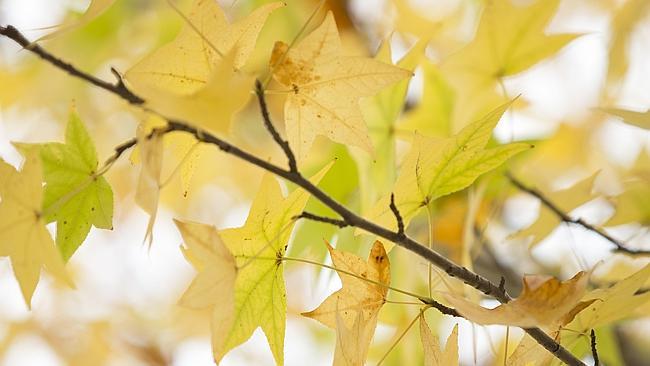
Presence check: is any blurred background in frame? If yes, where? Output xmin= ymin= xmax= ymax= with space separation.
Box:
xmin=0 ymin=0 xmax=649 ymax=365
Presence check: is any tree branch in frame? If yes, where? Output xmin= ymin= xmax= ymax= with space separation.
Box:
xmin=506 ymin=172 xmax=650 ymax=256
xmin=390 ymin=193 xmax=405 ymax=238
xmin=590 ymin=329 xmax=599 ymax=366
xmin=0 ymin=25 xmax=144 ymax=104
xmin=0 ymin=26 xmax=585 ymax=366
xmin=294 ymin=211 xmax=349 ymax=228
xmin=254 ymin=79 xmax=298 ymax=172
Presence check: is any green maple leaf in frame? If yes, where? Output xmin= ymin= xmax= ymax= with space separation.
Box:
xmin=25 ymin=110 xmax=114 ymax=261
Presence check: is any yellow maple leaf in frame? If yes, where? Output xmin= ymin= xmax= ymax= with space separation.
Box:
xmin=303 ymin=240 xmax=390 ymax=366
xmin=270 ymin=12 xmax=412 ymax=159
xmin=0 ymin=152 xmax=73 ymax=308
xmin=444 ymin=271 xmax=592 ymax=329
xmin=419 ymin=318 xmax=459 ymax=366
xmin=214 ymin=165 xmax=330 ymax=365
xmin=175 ymin=219 xmax=237 ymax=363
xmin=135 ymin=126 xmax=164 ymax=246
xmin=441 ymin=0 xmax=580 ymax=129
xmin=125 ymin=0 xmax=282 ymax=133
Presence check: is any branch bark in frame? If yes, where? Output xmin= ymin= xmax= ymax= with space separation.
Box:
xmin=506 ymin=172 xmax=650 ymax=256
xmin=0 ymin=25 xmax=585 ymax=366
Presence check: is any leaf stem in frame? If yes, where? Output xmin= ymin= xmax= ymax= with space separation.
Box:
xmin=376 ymin=311 xmax=422 ymax=366
xmin=282 ymin=256 xmax=430 ymax=303
xmin=426 ymin=204 xmax=435 ymax=298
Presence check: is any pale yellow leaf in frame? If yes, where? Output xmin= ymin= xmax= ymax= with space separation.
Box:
xmin=303 ymin=241 xmax=390 ymax=366
xmin=0 ymin=153 xmax=73 ymax=308
xmin=270 ymin=12 xmax=412 ymax=159
xmin=135 ymin=126 xmax=164 ymax=246
xmin=420 ymin=317 xmax=459 ymax=366
xmin=175 ymin=219 xmax=237 ymax=363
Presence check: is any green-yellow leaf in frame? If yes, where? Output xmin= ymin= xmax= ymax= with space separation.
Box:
xmin=36 ymin=110 xmax=113 ymax=261
xmin=355 ymin=39 xmax=426 ymax=210
xmin=38 ymin=0 xmax=116 ymax=41
xmin=217 ymin=164 xmax=331 ymax=365
xmin=366 ymin=101 xmax=531 ymax=236
xmin=270 ymin=12 xmax=412 ymax=159
xmin=399 ymin=60 xmax=454 ymax=138
xmin=0 ymin=152 xmax=73 ymax=308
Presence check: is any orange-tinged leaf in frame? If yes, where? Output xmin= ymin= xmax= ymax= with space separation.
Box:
xmin=444 ymin=271 xmax=591 ymax=328
xmin=303 ymin=241 xmax=390 ymax=365
xmin=270 ymin=12 xmax=411 ymax=159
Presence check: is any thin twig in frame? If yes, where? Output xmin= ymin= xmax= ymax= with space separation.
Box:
xmin=294 ymin=211 xmax=349 ymax=228
xmin=590 ymin=329 xmax=599 ymax=366
xmin=0 ymin=26 xmax=143 ymax=104
xmin=390 ymin=193 xmax=405 ymax=237
xmin=506 ymin=172 xmax=650 ymax=256
xmin=254 ymin=79 xmax=297 ymax=172
xmin=0 ymin=26 xmax=585 ymax=366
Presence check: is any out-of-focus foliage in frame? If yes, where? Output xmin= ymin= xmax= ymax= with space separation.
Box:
xmin=1 ymin=0 xmax=650 ymax=365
